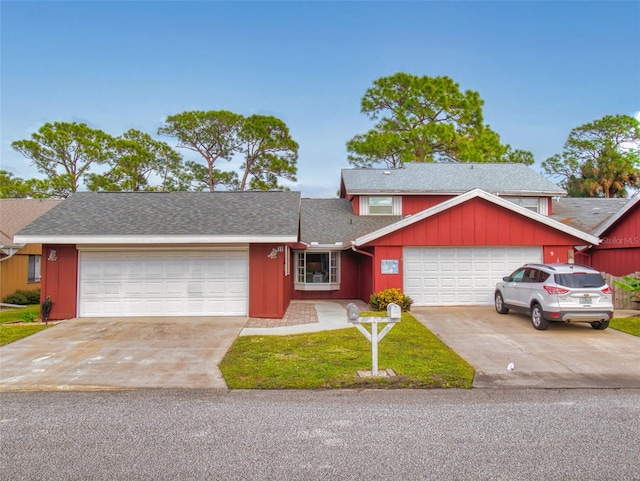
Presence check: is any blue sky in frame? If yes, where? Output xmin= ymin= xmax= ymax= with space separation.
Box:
xmin=2 ymin=1 xmax=639 ymax=197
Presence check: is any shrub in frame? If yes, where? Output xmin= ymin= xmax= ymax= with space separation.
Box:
xmin=369 ymin=288 xmax=413 ymax=311
xmin=21 ymin=311 xmax=37 ymax=323
xmin=613 ymin=275 xmax=640 ymax=304
xmin=2 ymin=289 xmax=41 ymax=305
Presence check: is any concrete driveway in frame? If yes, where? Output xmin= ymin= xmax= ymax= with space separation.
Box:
xmin=0 ymin=316 xmax=247 ymax=391
xmin=411 ymin=306 xmax=640 ymax=388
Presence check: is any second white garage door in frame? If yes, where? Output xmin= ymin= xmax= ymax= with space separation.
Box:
xmin=79 ymin=250 xmax=248 ymax=317
xmin=404 ymin=247 xmax=542 ymax=306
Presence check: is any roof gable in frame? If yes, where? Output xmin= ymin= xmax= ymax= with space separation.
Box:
xmin=353 ymin=189 xmax=599 ymax=247
xmin=15 ymin=191 xmax=301 ymax=244
xmin=341 ymin=163 xmax=566 ymax=197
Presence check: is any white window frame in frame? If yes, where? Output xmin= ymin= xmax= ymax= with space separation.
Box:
xmin=28 ymin=254 xmax=41 ymax=283
xmin=359 ymin=196 xmax=402 ymax=215
xmin=507 ymin=197 xmax=547 ymax=214
xmin=294 ymin=250 xmax=341 ymax=291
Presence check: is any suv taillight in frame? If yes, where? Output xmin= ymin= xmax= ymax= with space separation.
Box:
xmin=543 ymin=285 xmax=570 ymax=295
xmin=601 ymin=286 xmax=612 ymax=295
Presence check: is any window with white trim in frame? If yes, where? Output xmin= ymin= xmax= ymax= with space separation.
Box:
xmin=507 ymin=197 xmax=547 ymax=214
xmin=294 ymin=251 xmax=340 ymax=290
xmin=28 ymin=255 xmax=41 ymax=283
xmin=359 ymin=196 xmax=401 ymax=215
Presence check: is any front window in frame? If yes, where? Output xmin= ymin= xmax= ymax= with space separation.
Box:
xmin=28 ymin=255 xmax=41 ymax=283
xmin=295 ymin=251 xmax=340 ymax=290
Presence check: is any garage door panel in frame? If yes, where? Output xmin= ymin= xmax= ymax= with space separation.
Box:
xmin=404 ymin=247 xmax=542 ymax=306
xmin=79 ymin=250 xmax=248 ymax=317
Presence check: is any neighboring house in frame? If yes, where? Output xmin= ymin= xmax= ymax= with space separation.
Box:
xmin=552 ymin=196 xmax=640 ymax=276
xmin=15 ymin=163 xmax=604 ymax=320
xmin=0 ymin=199 xmax=63 ymax=302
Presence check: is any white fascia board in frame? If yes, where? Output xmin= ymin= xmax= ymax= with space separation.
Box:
xmin=300 ymin=242 xmax=345 ymax=251
xmin=347 ymin=190 xmax=565 ymax=197
xmin=352 ymin=189 xmax=600 ymax=247
xmin=13 ymin=234 xmax=298 ymax=245
xmin=593 ymin=195 xmax=640 ymax=237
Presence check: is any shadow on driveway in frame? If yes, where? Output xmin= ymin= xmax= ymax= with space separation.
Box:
xmin=0 ymin=316 xmax=247 ymax=391
xmin=411 ymin=306 xmax=640 ymax=388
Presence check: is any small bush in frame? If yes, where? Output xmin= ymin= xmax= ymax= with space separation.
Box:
xmin=2 ymin=289 xmax=41 ymax=305
xmin=21 ymin=311 xmax=37 ymax=323
xmin=369 ymin=288 xmax=413 ymax=311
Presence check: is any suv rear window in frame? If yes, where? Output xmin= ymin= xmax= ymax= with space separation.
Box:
xmin=554 ymin=273 xmax=605 ymax=288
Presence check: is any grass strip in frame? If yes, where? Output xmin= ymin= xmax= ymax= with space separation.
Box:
xmin=220 ymin=312 xmax=474 ymax=389
xmin=0 ymin=305 xmax=40 ymax=325
xmin=610 ymin=317 xmax=640 ymax=337
xmin=0 ymin=324 xmax=50 ymax=346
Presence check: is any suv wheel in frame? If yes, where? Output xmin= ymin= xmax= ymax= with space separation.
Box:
xmin=495 ymin=292 xmax=509 ymax=314
xmin=591 ymin=320 xmax=609 ymax=330
xmin=530 ymin=303 xmax=549 ymax=330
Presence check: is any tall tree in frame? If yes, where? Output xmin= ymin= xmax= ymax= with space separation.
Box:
xmin=158 ymin=110 xmax=243 ymax=191
xmin=0 ymin=171 xmax=58 ymax=199
xmin=86 ymin=129 xmax=188 ymax=192
xmin=347 ymin=73 xmax=533 ymax=168
xmin=542 ymin=114 xmax=640 ymax=198
xmin=184 ymin=161 xmax=239 ymax=191
xmin=237 ymin=115 xmax=298 ymax=190
xmin=11 ymin=122 xmax=115 ymax=197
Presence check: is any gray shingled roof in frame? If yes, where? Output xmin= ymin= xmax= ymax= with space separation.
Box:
xmin=550 ymin=197 xmax=631 ymax=234
xmin=17 ymin=191 xmax=301 ymax=237
xmin=341 ymin=163 xmax=566 ymax=196
xmin=300 ymin=198 xmax=400 ymax=245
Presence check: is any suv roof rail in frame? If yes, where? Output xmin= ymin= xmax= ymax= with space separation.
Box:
xmin=524 ymin=263 xmax=556 ymax=270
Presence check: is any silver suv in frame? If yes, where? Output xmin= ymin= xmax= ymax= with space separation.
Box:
xmin=494 ymin=263 xmax=614 ymax=330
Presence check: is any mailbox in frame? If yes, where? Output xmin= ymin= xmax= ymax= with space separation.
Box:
xmin=387 ymin=302 xmax=401 ymax=321
xmin=346 ymin=303 xmax=361 ymax=323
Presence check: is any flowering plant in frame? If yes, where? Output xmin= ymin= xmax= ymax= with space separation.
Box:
xmin=369 ymin=288 xmax=413 ymax=312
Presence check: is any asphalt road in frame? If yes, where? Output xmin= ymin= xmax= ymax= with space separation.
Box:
xmin=1 ymin=389 xmax=639 ymax=481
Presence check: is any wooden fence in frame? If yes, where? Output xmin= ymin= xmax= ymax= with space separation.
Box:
xmin=601 ymin=272 xmax=640 ymax=310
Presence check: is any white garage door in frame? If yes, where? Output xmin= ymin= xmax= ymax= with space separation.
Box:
xmin=79 ymin=250 xmax=248 ymax=317
xmin=404 ymin=247 xmax=542 ymax=306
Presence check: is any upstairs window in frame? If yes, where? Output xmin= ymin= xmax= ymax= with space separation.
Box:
xmin=508 ymin=197 xmax=546 ymax=214
xmin=359 ymin=196 xmax=401 ymax=215
xmin=369 ymin=196 xmax=393 ymax=214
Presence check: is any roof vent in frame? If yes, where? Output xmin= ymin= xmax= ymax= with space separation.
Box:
xmin=383 ymin=171 xmax=390 ymax=175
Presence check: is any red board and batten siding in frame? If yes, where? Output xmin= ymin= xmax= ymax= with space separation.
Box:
xmin=362 ymin=199 xmax=587 ymax=294
xmin=249 ymin=244 xmax=290 ymax=319
xmin=40 ymin=245 xmax=78 ymax=320
xmin=589 ymin=205 xmax=640 ymax=276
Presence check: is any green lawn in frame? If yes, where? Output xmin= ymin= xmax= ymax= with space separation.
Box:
xmin=0 ymin=305 xmax=50 ymax=346
xmin=0 ymin=305 xmax=40 ymax=325
xmin=220 ymin=312 xmax=474 ymax=389
xmin=610 ymin=317 xmax=640 ymax=337
xmin=0 ymin=324 xmax=51 ymax=346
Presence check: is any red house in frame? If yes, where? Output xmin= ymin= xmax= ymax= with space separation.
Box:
xmin=15 ymin=163 xmax=604 ymax=320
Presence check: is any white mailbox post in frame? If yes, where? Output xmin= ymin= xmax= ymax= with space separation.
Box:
xmin=347 ymin=302 xmax=401 ymax=376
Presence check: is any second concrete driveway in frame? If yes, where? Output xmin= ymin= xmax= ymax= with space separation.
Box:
xmin=0 ymin=316 xmax=247 ymax=391
xmin=412 ymin=306 xmax=640 ymax=388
